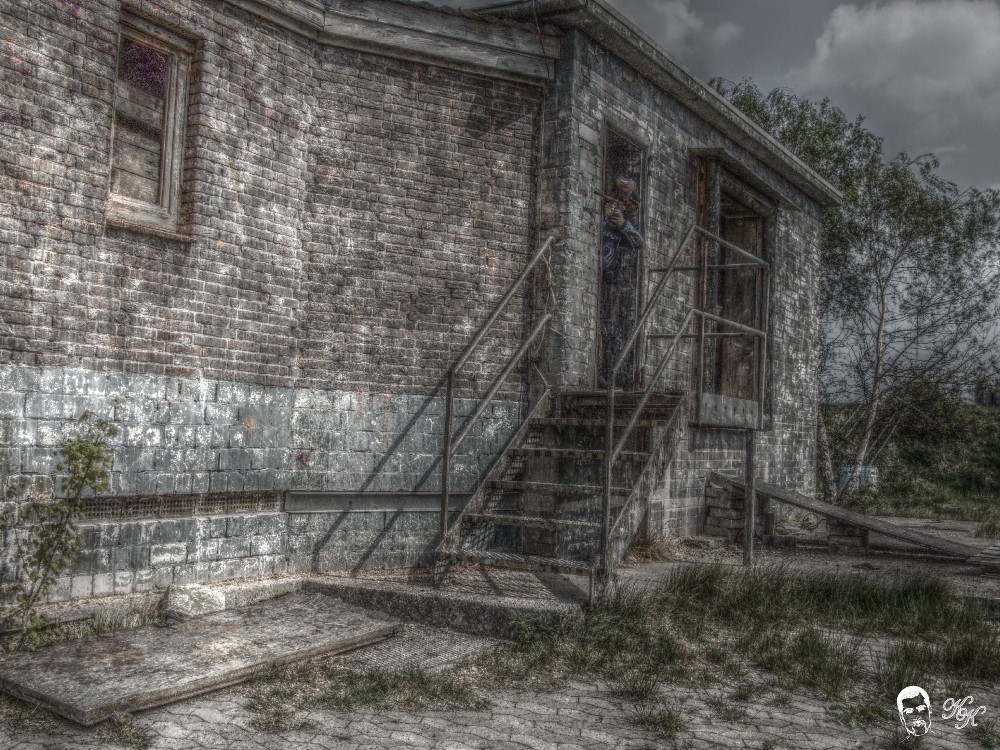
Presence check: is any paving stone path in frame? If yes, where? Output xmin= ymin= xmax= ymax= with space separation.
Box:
xmin=3 ymin=661 xmax=996 ymax=749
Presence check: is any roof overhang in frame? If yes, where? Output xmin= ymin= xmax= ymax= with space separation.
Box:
xmin=473 ymin=0 xmax=842 ymax=207
xmin=222 ymin=0 xmax=560 ymax=85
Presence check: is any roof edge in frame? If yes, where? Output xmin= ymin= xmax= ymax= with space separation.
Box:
xmin=472 ymin=0 xmax=843 ymax=207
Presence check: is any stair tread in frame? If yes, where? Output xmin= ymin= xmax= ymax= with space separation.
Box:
xmin=487 ymin=479 xmax=631 ymax=495
xmin=462 ymin=513 xmax=601 ymax=530
xmin=509 ymin=447 xmax=647 ymax=459
xmin=529 ymin=417 xmax=669 ymax=428
xmin=438 ymin=549 xmax=594 ymax=575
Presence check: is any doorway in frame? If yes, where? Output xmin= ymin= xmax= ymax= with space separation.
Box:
xmin=597 ymin=129 xmax=644 ymax=390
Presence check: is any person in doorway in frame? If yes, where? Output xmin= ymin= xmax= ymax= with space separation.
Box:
xmin=599 ymin=185 xmax=643 ymax=389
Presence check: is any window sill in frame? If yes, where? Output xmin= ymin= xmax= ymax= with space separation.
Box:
xmin=692 ymin=393 xmax=760 ymax=429
xmin=105 ymin=216 xmax=193 ymax=244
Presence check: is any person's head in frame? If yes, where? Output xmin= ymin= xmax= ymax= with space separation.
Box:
xmin=897 ymin=686 xmax=932 ymax=736
xmin=615 ymin=176 xmax=637 ymax=196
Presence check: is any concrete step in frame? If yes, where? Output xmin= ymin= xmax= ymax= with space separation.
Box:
xmin=486 ymin=479 xmax=631 ymax=495
xmin=438 ymin=548 xmax=594 ymax=577
xmin=462 ymin=513 xmax=601 ymax=531
xmin=528 ymin=417 xmax=668 ymax=428
xmin=507 ymin=447 xmax=647 ymax=461
xmin=305 ymin=573 xmax=585 ymax=637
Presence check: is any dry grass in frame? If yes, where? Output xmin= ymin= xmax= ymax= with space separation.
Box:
xmin=976 ymin=518 xmax=1000 ymax=539
xmin=243 ymin=657 xmax=488 ymax=732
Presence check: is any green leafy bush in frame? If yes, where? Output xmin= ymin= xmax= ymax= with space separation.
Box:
xmin=0 ymin=411 xmax=117 ymax=652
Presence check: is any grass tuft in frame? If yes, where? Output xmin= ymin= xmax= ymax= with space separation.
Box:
xmin=0 ymin=693 xmax=61 ymax=734
xmin=969 ymin=718 xmax=1000 ymax=749
xmin=316 ymin=667 xmax=488 ymax=712
xmin=95 ymin=713 xmax=153 ymax=750
xmin=976 ymin=518 xmax=1000 ymax=539
xmin=630 ymin=699 xmax=686 ymax=740
xmin=243 ymin=658 xmax=488 ymax=731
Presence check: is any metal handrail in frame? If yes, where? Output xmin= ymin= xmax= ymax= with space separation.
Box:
xmin=440 ymin=236 xmax=556 ymax=539
xmin=597 ymin=220 xmax=769 ymax=581
xmin=600 ymin=308 xmax=694 ymax=573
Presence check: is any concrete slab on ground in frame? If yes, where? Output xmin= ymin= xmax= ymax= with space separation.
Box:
xmin=0 ymin=592 xmax=401 ymax=726
xmin=307 ymin=568 xmax=587 ymax=637
xmin=335 ymin=622 xmax=499 ymax=673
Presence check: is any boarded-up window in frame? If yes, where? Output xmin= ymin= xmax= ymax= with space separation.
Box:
xmin=112 ymin=37 xmax=168 ymax=204
xmin=108 ymin=17 xmax=191 ymax=232
xmin=715 ymin=195 xmax=764 ymax=399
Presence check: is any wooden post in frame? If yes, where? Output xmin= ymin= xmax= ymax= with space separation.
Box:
xmin=743 ymin=429 xmax=756 ymax=566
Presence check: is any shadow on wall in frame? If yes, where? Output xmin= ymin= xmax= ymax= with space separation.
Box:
xmin=309 ymin=371 xmax=529 ymax=574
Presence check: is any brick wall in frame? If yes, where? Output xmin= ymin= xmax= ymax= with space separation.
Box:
xmin=2 ymin=2 xmax=826 ymax=594
xmin=0 ymin=0 xmax=542 ymax=392
xmin=1 ymin=0 xmax=543 ymax=599
xmin=539 ymin=32 xmax=823 ymax=535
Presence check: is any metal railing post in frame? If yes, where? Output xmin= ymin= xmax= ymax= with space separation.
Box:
xmin=442 ymin=371 xmax=454 ymax=540
xmin=600 ymin=385 xmax=615 ymax=577
xmin=743 ymin=429 xmax=756 ymax=566
xmin=438 ymin=236 xmax=556 ymax=545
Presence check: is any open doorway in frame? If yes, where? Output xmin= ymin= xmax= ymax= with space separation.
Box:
xmin=597 ymin=129 xmax=644 ymax=390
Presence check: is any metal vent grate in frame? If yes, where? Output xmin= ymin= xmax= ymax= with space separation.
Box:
xmin=79 ymin=491 xmax=283 ymax=520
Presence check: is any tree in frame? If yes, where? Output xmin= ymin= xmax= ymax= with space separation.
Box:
xmin=713 ymin=79 xmax=1000 ymax=502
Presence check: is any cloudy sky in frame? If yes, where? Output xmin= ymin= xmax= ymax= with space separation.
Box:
xmin=461 ymin=0 xmax=1000 ymax=191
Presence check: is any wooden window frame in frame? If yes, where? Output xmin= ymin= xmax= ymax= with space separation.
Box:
xmin=693 ymin=156 xmax=776 ymax=428
xmin=107 ymin=13 xmax=192 ymax=234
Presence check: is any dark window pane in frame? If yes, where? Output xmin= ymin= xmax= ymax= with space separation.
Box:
xmin=112 ymin=34 xmax=168 ymax=204
xmin=118 ymin=36 xmax=169 ymax=101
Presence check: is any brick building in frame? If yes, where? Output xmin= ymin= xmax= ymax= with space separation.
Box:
xmin=1 ymin=0 xmax=839 ymax=601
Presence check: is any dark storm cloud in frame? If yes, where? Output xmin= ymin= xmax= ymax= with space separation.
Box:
xmin=454 ymin=0 xmax=998 ymax=189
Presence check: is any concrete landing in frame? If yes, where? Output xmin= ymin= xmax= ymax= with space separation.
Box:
xmin=307 ymin=568 xmax=587 ymax=637
xmin=0 ymin=592 xmax=401 ymax=726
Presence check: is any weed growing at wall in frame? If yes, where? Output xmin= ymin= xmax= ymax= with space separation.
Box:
xmin=0 ymin=411 xmax=117 ymax=652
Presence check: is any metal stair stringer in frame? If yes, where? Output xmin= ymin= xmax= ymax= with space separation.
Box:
xmin=432 ymin=388 xmax=552 ymax=585
xmin=600 ymin=391 xmax=690 ymax=589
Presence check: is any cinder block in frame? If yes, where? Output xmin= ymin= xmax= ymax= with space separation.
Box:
xmin=92 ymin=573 xmax=114 ymax=597
xmin=133 ymin=568 xmax=154 ymax=593
xmin=153 ymin=565 xmax=175 ymax=587
xmin=707 ymin=507 xmax=742 ymax=521
xmin=218 ymin=536 xmax=252 ymax=559
xmin=70 ymin=575 xmax=93 ymax=600
xmin=150 ymin=543 xmax=188 ymax=566
xmin=113 ymin=570 xmax=134 ymax=594
xmin=47 ymin=576 xmax=73 ymax=603
xmin=702 ymin=525 xmax=734 ymax=538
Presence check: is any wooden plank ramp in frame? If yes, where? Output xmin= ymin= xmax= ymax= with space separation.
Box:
xmin=707 ymin=471 xmax=982 ymax=562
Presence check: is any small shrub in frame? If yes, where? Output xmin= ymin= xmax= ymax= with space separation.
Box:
xmin=0 ymin=412 xmax=117 ymax=652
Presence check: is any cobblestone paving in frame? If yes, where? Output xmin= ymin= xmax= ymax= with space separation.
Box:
xmin=3 ymin=669 xmax=996 ymax=749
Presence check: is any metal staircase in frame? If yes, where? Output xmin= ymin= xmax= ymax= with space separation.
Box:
xmin=432 ymin=224 xmax=765 ymax=601
xmin=434 ymin=390 xmax=687 ymax=593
